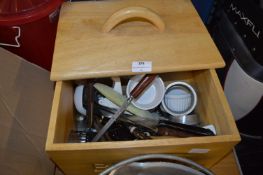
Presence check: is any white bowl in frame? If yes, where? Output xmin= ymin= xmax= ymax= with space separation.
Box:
xmin=126 ymin=75 xmax=165 ymax=110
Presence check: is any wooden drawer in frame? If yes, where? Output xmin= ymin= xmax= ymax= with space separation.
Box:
xmin=45 ymin=69 xmax=240 ymax=175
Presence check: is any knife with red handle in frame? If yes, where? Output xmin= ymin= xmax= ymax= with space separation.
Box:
xmin=92 ymin=74 xmax=157 ymax=142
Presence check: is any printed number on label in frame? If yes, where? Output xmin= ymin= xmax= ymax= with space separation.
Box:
xmin=132 ymin=61 xmax=152 ymax=72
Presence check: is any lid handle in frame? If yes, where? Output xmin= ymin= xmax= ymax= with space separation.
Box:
xmin=102 ymin=7 xmax=165 ymax=33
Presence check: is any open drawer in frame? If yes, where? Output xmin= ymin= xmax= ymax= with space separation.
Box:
xmin=45 ymin=69 xmax=240 ymax=175
xmin=46 ymin=1 xmax=240 ymax=174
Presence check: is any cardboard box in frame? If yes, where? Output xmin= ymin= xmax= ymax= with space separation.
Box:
xmin=0 ymin=48 xmax=55 ymax=175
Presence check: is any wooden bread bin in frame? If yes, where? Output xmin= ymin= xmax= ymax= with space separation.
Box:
xmin=45 ymin=1 xmax=240 ymax=175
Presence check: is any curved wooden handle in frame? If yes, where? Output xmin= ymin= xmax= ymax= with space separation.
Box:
xmin=102 ymin=7 xmax=165 ymax=33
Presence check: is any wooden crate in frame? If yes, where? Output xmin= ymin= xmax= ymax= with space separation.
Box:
xmin=46 ymin=70 xmax=240 ymax=175
xmin=45 ymin=1 xmax=240 ymax=174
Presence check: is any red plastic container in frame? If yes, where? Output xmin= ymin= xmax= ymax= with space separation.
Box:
xmin=0 ymin=0 xmax=63 ymax=70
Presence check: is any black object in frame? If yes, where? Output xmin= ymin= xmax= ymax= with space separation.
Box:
xmin=75 ymin=80 xmax=97 ymax=141
xmin=209 ymin=0 xmax=263 ymax=136
xmin=95 ymin=104 xmax=157 ymax=133
xmin=103 ymin=118 xmax=153 ymax=141
xmin=128 ymin=126 xmax=152 ymax=140
xmin=68 ymin=130 xmax=97 ymax=143
xmin=225 ymin=0 xmax=263 ymax=71
xmin=107 ymin=122 xmax=136 ymax=141
xmin=158 ymin=120 xmax=215 ymax=137
xmin=211 ymin=0 xmax=263 ymax=83
xmin=209 ymin=1 xmax=263 ymax=174
xmin=85 ymin=80 xmax=95 ymax=128
xmin=235 ymin=136 xmax=263 ymax=175
xmin=191 ymin=0 xmax=215 ymax=24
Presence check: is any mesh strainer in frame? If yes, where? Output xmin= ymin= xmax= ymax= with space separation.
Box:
xmin=161 ymin=82 xmax=197 ymax=116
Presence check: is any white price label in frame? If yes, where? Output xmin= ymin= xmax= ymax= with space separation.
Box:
xmin=132 ymin=61 xmax=152 ymax=72
xmin=188 ymin=148 xmax=210 ymax=154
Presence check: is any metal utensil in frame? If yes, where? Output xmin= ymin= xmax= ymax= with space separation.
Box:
xmin=92 ymin=74 xmax=157 ymax=142
xmin=158 ymin=120 xmax=215 ymax=137
xmin=69 ymin=80 xmax=97 ymax=143
xmin=96 ymin=105 xmax=157 ymax=132
xmin=86 ymin=80 xmax=95 ymax=128
xmin=170 ymin=114 xmax=199 ymax=126
xmin=93 ymin=83 xmax=159 ymax=127
xmin=97 ymin=106 xmax=213 ymax=138
xmin=84 ymin=80 xmax=98 ymax=141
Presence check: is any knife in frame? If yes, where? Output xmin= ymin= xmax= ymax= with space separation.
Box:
xmin=92 ymin=74 xmax=157 ymax=142
xmin=157 ymin=120 xmax=215 ymax=137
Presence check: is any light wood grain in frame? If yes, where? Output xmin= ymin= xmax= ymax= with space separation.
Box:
xmin=46 ymin=70 xmax=240 ymax=175
xmin=54 ymin=151 xmax=242 ymax=175
xmin=102 ymin=6 xmax=165 ymax=33
xmin=45 ymin=81 xmax=74 ymax=145
xmin=51 ymin=0 xmax=225 ymax=81
xmin=193 ymin=70 xmax=240 ymax=136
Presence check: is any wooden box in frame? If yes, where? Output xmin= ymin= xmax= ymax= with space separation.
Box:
xmin=45 ymin=1 xmax=240 ymax=175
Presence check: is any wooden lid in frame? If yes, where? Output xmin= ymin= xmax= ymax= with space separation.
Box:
xmin=51 ymin=0 xmax=224 ymax=81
